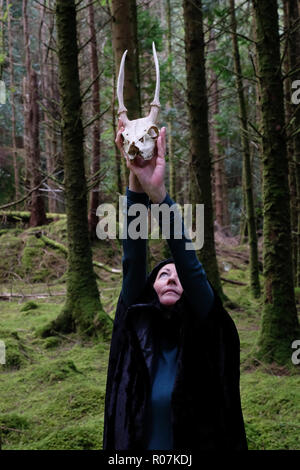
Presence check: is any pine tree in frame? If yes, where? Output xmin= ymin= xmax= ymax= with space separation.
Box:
xmin=183 ymin=0 xmax=223 ymax=298
xmin=42 ymin=0 xmax=110 ymax=338
xmin=253 ymin=0 xmax=299 ymax=363
xmin=230 ymin=0 xmax=260 ymax=297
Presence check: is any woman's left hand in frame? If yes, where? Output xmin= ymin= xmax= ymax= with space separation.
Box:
xmin=125 ymin=127 xmax=167 ymax=203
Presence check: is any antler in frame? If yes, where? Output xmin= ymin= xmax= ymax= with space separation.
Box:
xmin=116 ymin=42 xmax=160 ymax=124
xmin=149 ymin=42 xmax=161 ymax=123
xmin=117 ymin=49 xmax=129 ymax=125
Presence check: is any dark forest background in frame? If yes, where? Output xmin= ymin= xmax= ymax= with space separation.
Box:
xmin=0 ymin=0 xmax=299 ymax=450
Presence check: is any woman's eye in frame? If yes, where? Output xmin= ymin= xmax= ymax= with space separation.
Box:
xmin=160 ymin=272 xmax=168 ymax=278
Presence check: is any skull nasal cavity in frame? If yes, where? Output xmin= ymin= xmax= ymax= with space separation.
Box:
xmin=129 ymin=142 xmax=140 ymax=156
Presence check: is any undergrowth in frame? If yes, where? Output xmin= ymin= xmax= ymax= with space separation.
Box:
xmin=0 ymin=223 xmax=299 ymax=450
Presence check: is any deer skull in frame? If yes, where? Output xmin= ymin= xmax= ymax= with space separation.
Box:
xmin=117 ymin=42 xmax=160 ymax=160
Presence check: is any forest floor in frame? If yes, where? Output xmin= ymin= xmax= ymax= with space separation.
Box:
xmin=0 ymin=219 xmax=299 ymax=450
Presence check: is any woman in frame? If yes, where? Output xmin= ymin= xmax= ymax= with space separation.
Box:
xmin=103 ymin=122 xmax=247 ymax=451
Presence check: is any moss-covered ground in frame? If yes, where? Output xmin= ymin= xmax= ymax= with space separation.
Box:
xmin=0 ymin=222 xmax=299 ymax=450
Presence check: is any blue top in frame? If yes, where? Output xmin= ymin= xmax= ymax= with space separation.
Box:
xmin=147 ymin=342 xmax=179 ymax=450
xmin=121 ymin=187 xmax=214 ymax=449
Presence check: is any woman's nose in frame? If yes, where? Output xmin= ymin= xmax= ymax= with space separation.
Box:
xmin=167 ymin=274 xmax=177 ymax=284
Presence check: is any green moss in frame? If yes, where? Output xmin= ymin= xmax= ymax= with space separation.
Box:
xmin=43 ymin=336 xmax=61 ymax=349
xmin=30 ymin=359 xmax=80 ymax=385
xmin=46 ymin=217 xmax=67 ymax=242
xmin=241 ymin=372 xmax=300 ymax=450
xmin=0 ymin=233 xmax=24 ymax=282
xmin=21 ymin=236 xmax=45 ymax=273
xmin=1 ymin=332 xmax=31 ymax=371
xmin=20 ymin=301 xmax=39 ymax=312
xmin=33 ymin=422 xmax=102 ymax=450
xmin=0 ymin=413 xmax=30 ymax=435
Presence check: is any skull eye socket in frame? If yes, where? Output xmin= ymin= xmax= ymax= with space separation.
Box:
xmin=139 ymin=137 xmax=144 ymax=143
xmin=147 ymin=126 xmax=159 ymax=139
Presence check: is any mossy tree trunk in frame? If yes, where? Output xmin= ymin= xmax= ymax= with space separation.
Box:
xmin=230 ymin=0 xmax=260 ymax=298
xmin=183 ymin=0 xmax=223 ymax=298
xmin=43 ymin=0 xmax=110 ymax=338
xmin=253 ymin=0 xmax=299 ymax=363
xmin=282 ymin=0 xmax=297 ymax=281
xmin=283 ymin=0 xmax=300 ymax=287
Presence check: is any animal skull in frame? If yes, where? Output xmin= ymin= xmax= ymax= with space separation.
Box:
xmin=117 ymin=42 xmax=160 ymax=160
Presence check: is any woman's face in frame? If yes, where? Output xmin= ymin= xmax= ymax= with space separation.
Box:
xmin=153 ymin=263 xmax=183 ymax=307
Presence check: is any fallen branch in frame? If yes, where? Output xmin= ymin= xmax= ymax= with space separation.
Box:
xmin=0 ymin=177 xmax=48 ymax=210
xmin=0 ymin=210 xmax=66 ymax=223
xmin=39 ymin=234 xmax=121 ymax=274
xmin=0 ymin=292 xmax=66 ymax=300
xmin=220 ymin=277 xmax=247 ymax=286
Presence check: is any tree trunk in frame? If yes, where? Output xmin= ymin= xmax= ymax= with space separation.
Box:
xmin=39 ymin=1 xmax=59 ymax=214
xmin=208 ymin=28 xmax=230 ymax=235
xmin=0 ymin=0 xmax=4 ymax=81
xmin=7 ymin=4 xmax=20 ymax=201
xmin=253 ymin=0 xmax=299 ymax=364
xmin=112 ymin=62 xmax=123 ymax=197
xmin=87 ymin=2 xmax=101 ymax=238
xmin=28 ymin=69 xmax=47 ymax=227
xmin=22 ymin=75 xmax=30 ymax=204
xmin=22 ymin=0 xmax=47 ymax=226
xmin=183 ymin=0 xmax=223 ymax=298
xmin=42 ymin=0 xmax=110 ymax=338
xmin=166 ymin=0 xmax=176 ymax=199
xmin=283 ymin=0 xmax=298 ymax=283
xmin=111 ymin=0 xmax=141 ymax=191
xmin=230 ymin=0 xmax=260 ymax=297
xmin=283 ymin=0 xmax=300 ymax=287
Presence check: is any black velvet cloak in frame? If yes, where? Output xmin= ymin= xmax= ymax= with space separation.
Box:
xmin=103 ymin=259 xmax=248 ymax=451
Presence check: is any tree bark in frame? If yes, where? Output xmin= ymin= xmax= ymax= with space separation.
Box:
xmin=283 ymin=0 xmax=298 ymax=283
xmin=183 ymin=0 xmax=223 ymax=298
xmin=42 ymin=0 xmax=110 ymax=339
xmin=230 ymin=0 xmax=260 ymax=297
xmin=28 ymin=69 xmax=47 ymax=227
xmin=22 ymin=0 xmax=47 ymax=226
xmin=7 ymin=4 xmax=20 ymax=201
xmin=87 ymin=2 xmax=101 ymax=238
xmin=111 ymin=0 xmax=141 ymax=191
xmin=208 ymin=28 xmax=230 ymax=235
xmin=253 ymin=0 xmax=299 ymax=363
xmin=0 ymin=0 xmax=4 ymax=81
xmin=283 ymin=0 xmax=300 ymax=287
xmin=166 ymin=0 xmax=176 ymax=199
xmin=39 ymin=1 xmax=60 ymax=214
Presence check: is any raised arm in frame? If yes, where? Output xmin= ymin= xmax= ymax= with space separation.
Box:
xmin=153 ymin=193 xmax=214 ymax=318
xmin=116 ymin=122 xmax=149 ymax=308
xmin=124 ymin=127 xmax=214 ymax=319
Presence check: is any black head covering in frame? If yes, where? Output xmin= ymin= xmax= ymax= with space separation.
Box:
xmin=140 ymin=258 xmax=186 ymax=348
